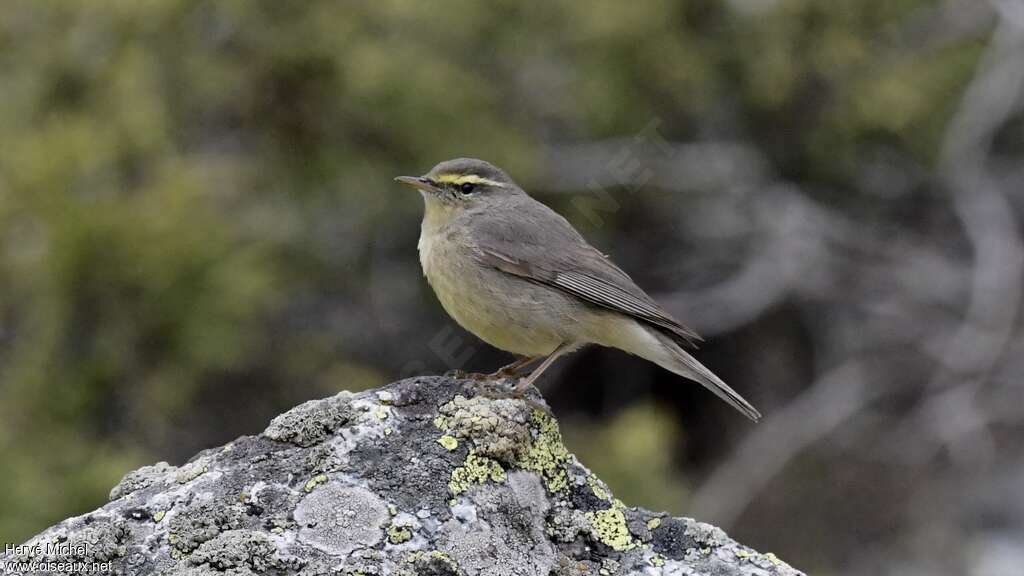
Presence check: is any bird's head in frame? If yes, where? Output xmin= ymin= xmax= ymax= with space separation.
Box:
xmin=395 ymin=158 xmax=523 ymax=215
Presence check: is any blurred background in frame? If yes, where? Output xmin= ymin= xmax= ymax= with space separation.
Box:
xmin=2 ymin=1 xmax=1023 ymax=574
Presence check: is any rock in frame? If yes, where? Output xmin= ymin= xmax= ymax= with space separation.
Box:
xmin=2 ymin=375 xmax=804 ymax=576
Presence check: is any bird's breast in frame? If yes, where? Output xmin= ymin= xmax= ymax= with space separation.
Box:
xmin=416 ymin=226 xmax=572 ymax=357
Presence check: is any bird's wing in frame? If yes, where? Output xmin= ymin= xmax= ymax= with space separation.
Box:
xmin=465 ymin=198 xmax=702 ymax=347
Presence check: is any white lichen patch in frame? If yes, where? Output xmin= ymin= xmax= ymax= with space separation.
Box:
xmin=293 ymin=483 xmax=390 ymax=557
xmin=175 ymin=458 xmax=211 ymax=484
xmin=685 ymin=520 xmax=728 ymax=547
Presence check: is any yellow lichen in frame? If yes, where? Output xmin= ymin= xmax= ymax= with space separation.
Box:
xmin=437 ymin=435 xmax=459 ymax=451
xmin=403 ymin=550 xmax=460 ymax=572
xmin=588 ymin=475 xmax=610 ymax=501
xmin=514 ymin=410 xmax=571 ymax=493
xmin=153 ymin=510 xmax=166 ymax=523
xmin=586 ymin=505 xmax=635 ymax=551
xmin=303 ymin=474 xmax=328 ymax=492
xmin=449 ymin=450 xmax=506 ymax=495
xmin=388 ymin=524 xmax=413 ymax=544
xmin=646 ymin=517 xmax=662 ymax=530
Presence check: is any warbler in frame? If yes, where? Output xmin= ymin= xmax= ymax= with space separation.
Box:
xmin=396 ymin=158 xmax=761 ymax=421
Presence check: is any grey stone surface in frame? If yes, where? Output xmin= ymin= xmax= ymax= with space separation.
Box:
xmin=3 ymin=375 xmax=805 ymax=576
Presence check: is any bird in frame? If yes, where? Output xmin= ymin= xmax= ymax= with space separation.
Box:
xmin=395 ymin=158 xmax=761 ymax=421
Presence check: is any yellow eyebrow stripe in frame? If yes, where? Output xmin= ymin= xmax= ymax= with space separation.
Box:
xmin=434 ymin=174 xmax=505 ymax=187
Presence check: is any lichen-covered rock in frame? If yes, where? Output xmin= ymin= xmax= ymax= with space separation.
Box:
xmin=294 ymin=483 xmax=391 ymax=556
xmin=263 ymin=391 xmax=354 ymax=447
xmin=108 ymin=462 xmax=177 ymax=501
xmin=3 ymin=375 xmax=804 ymax=576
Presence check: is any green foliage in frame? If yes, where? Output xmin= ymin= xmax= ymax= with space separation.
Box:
xmin=562 ymin=402 xmax=693 ymax=514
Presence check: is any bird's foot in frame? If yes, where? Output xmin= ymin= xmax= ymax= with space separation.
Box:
xmin=464 ymin=378 xmax=552 ymax=416
xmin=486 ymin=367 xmax=519 ymax=379
xmin=447 ymin=356 xmax=539 ymax=382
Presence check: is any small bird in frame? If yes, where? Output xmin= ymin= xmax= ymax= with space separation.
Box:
xmin=396 ymin=158 xmax=761 ymax=421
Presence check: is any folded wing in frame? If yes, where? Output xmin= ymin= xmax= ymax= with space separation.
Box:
xmin=466 ymin=199 xmax=702 ymax=347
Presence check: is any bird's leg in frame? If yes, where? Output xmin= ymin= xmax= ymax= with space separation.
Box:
xmin=487 ymin=355 xmax=538 ymax=379
xmin=513 ymin=343 xmax=575 ymax=395
xmin=449 ymin=356 xmax=536 ymax=383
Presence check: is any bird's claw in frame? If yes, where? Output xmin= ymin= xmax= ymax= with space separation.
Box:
xmin=464 ymin=378 xmax=553 ymax=417
xmin=490 ymin=367 xmax=523 ymax=379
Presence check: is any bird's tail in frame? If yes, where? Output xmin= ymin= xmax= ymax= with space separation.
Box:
xmin=643 ymin=328 xmax=762 ymax=422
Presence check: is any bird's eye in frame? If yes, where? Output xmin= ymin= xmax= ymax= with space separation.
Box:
xmin=459 ymin=182 xmax=476 ymax=194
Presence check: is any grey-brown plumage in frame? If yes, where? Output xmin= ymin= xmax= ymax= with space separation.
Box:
xmin=396 ymin=158 xmax=761 ymax=421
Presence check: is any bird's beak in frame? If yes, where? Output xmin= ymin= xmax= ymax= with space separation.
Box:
xmin=394 ymin=176 xmax=440 ymax=194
